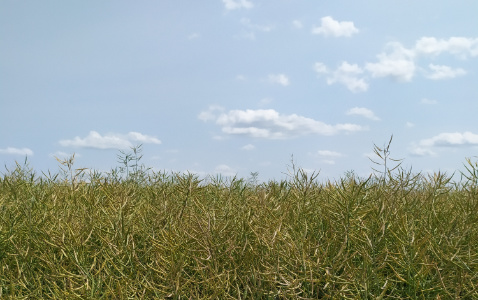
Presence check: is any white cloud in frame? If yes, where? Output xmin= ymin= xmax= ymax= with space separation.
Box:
xmin=0 ymin=147 xmax=33 ymax=156
xmin=198 ymin=105 xmax=224 ymax=122
xmin=318 ymin=150 xmax=343 ymax=157
xmin=365 ymin=42 xmax=416 ymax=82
xmin=419 ymin=132 xmax=478 ymax=147
xmin=316 ymin=150 xmax=344 ymax=165
xmin=409 ymin=146 xmax=436 ymax=157
xmin=420 ymin=98 xmax=438 ymax=105
xmin=415 ymin=37 xmax=478 ymax=58
xmin=242 ymin=144 xmax=255 ymax=151
xmin=364 ymin=37 xmax=476 ymax=82
xmin=59 ymin=131 xmax=161 ymax=150
xmin=268 ymin=73 xmax=290 ymax=86
xmin=426 ymin=64 xmax=466 ymax=80
xmin=406 ymin=122 xmax=415 ymax=128
xmin=222 ymin=0 xmax=253 ymax=10
xmin=314 ymin=62 xmax=328 ymax=74
xmin=258 ymin=97 xmax=273 ymax=106
xmin=199 ymin=107 xmax=366 ymax=139
xmin=409 ymin=131 xmax=478 ymax=157
xmin=126 ymin=132 xmax=161 ymax=144
xmin=187 ymin=33 xmax=200 ymax=40
xmin=311 ymin=16 xmax=359 ymax=37
xmin=316 ymin=36 xmax=476 ymax=92
xmin=49 ymin=151 xmax=78 ymax=159
xmin=292 ymin=20 xmax=303 ymax=29
xmin=346 ymin=107 xmax=380 ymax=121
xmin=324 ymin=61 xmax=368 ymax=92
xmin=214 ymin=164 xmax=237 ymax=177
xmin=241 ymin=18 xmax=274 ymax=32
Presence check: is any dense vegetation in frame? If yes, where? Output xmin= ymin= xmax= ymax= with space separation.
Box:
xmin=0 ymin=143 xmax=477 ymax=299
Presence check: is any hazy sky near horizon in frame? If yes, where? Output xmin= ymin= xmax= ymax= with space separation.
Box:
xmin=1 ymin=1 xmax=478 ymax=181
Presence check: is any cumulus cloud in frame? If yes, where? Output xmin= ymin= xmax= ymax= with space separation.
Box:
xmin=364 ymin=37 xmax=475 ymax=82
xmin=426 ymin=64 xmax=466 ymax=80
xmin=409 ymin=131 xmax=478 ymax=157
xmin=346 ymin=107 xmax=380 ymax=121
xmin=321 ymin=61 xmax=368 ymax=92
xmin=198 ymin=105 xmax=225 ymax=122
xmin=59 ymin=131 xmax=161 ymax=150
xmin=317 ymin=36 xmax=476 ymax=92
xmin=419 ymin=132 xmax=478 ymax=147
xmin=0 ymin=147 xmax=34 ymax=156
xmin=414 ymin=37 xmax=478 ymax=58
xmin=268 ymin=73 xmax=290 ymax=86
xmin=222 ymin=0 xmax=253 ymax=10
xmin=199 ymin=107 xmax=366 ymax=139
xmin=311 ymin=16 xmax=359 ymax=37
xmin=365 ymin=42 xmax=416 ymax=82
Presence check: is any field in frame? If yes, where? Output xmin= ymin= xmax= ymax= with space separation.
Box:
xmin=0 ymin=145 xmax=477 ymax=299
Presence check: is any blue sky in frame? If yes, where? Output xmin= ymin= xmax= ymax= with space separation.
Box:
xmin=1 ymin=1 xmax=478 ymax=182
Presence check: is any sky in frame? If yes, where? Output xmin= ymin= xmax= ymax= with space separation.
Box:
xmin=1 ymin=1 xmax=478 ymax=182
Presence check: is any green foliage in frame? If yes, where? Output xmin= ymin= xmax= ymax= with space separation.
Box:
xmin=0 ymin=146 xmax=477 ymax=298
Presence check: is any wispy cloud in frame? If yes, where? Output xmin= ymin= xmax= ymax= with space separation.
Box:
xmin=214 ymin=164 xmax=237 ymax=176
xmin=199 ymin=107 xmax=366 ymax=139
xmin=0 ymin=147 xmax=34 ymax=156
xmin=346 ymin=107 xmax=380 ymax=120
xmin=409 ymin=146 xmax=436 ymax=157
xmin=59 ymin=131 xmax=161 ymax=150
xmin=236 ymin=18 xmax=274 ymax=40
xmin=258 ymin=97 xmax=273 ymax=106
xmin=420 ymin=98 xmax=438 ymax=105
xmin=240 ymin=18 xmax=274 ymax=32
xmin=292 ymin=20 xmax=303 ymax=29
xmin=314 ymin=62 xmax=328 ymax=74
xmin=49 ymin=151 xmax=78 ymax=159
xmin=187 ymin=33 xmax=200 ymax=40
xmin=268 ymin=73 xmax=290 ymax=86
xmin=241 ymin=144 xmax=255 ymax=151
xmin=311 ymin=16 xmax=359 ymax=37
xmin=316 ymin=150 xmax=344 ymax=165
xmin=222 ymin=0 xmax=253 ymax=10
xmin=318 ymin=150 xmax=344 ymax=157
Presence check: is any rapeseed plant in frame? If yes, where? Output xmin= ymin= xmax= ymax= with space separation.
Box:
xmin=0 ymin=141 xmax=476 ymax=298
